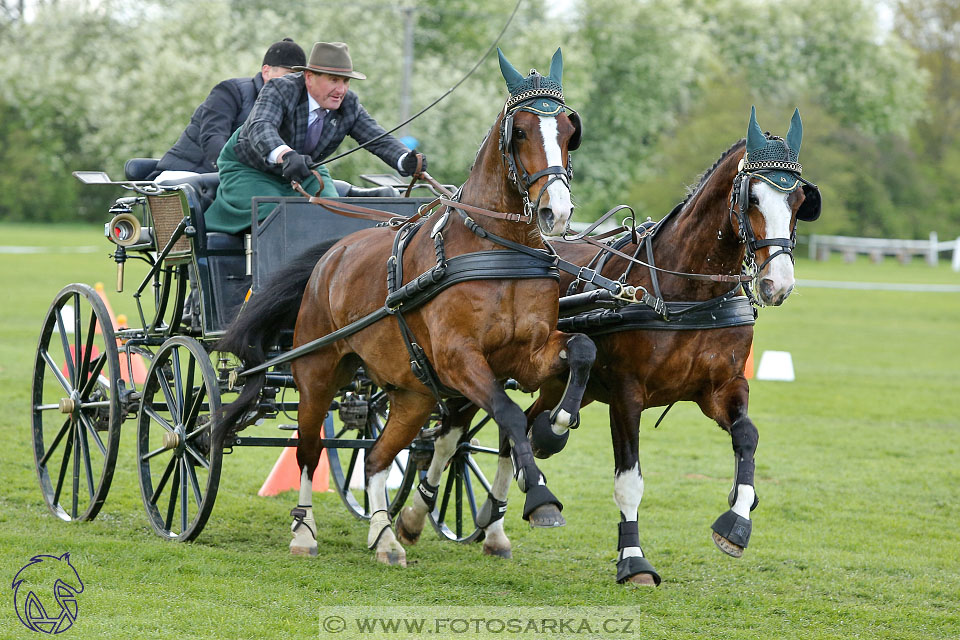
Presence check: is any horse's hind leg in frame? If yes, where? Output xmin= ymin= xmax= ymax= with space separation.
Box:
xmin=610 ymin=399 xmax=661 ymax=586
xmin=703 ymin=379 xmax=758 ymax=558
xmin=289 ymin=353 xmax=357 ymax=556
xmin=528 ymin=333 xmax=596 ymax=458
xmin=365 ymin=389 xmax=435 ymax=567
xmin=396 ymin=399 xmax=471 ymax=546
xmin=478 ymin=439 xmax=516 ymax=558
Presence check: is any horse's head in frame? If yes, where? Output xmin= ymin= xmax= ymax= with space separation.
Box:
xmin=732 ymin=106 xmax=820 ymax=306
xmin=497 ymin=48 xmax=582 ymax=237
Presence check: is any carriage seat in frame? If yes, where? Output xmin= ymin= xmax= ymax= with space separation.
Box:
xmin=334 ymin=179 xmax=399 ymax=198
xmin=124 ymin=157 xmax=160 ymax=181
xmin=158 ymin=172 xmax=221 ymax=216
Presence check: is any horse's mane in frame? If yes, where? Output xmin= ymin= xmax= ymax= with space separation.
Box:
xmin=678 ymin=138 xmax=746 ymax=214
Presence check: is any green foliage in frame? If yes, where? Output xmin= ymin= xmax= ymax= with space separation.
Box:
xmin=0 ymin=0 xmax=956 ymax=239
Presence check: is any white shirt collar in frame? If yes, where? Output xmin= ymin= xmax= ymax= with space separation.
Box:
xmin=307 ymin=94 xmax=327 ymax=121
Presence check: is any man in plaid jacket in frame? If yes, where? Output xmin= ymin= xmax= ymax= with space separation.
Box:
xmin=205 ymin=41 xmax=427 ymax=234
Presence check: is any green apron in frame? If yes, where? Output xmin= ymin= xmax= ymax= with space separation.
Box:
xmin=204 ymin=128 xmax=338 ymax=234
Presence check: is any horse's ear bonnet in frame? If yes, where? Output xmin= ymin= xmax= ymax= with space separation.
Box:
xmin=742 ymin=106 xmax=820 ymax=221
xmin=498 ymin=47 xmax=582 ymax=151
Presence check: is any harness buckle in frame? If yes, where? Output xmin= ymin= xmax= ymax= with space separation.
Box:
xmin=641 ymin=292 xmax=666 ymax=316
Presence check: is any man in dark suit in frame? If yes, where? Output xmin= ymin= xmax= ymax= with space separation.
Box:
xmin=204 ymin=41 xmax=427 ymax=234
xmin=152 ymin=38 xmax=306 ymax=180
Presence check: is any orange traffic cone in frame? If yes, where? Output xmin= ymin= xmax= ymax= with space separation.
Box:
xmin=744 ymin=344 xmax=755 ymax=380
xmin=258 ymin=434 xmax=330 ymax=496
xmin=94 ymin=282 xmax=147 ymax=384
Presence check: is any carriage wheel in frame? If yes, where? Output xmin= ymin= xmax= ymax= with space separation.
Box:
xmin=31 ymin=284 xmax=122 ymax=522
xmin=425 ymin=411 xmax=501 ymax=543
xmin=136 ymin=336 xmax=222 ymax=541
xmin=326 ymin=387 xmax=416 ymax=520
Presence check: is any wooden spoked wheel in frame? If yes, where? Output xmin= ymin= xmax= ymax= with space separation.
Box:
xmin=31 ymin=283 xmax=122 ymax=522
xmin=136 ymin=336 xmax=222 ymax=541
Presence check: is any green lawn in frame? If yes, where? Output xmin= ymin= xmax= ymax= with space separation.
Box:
xmin=1 ymin=222 xmax=958 ymax=639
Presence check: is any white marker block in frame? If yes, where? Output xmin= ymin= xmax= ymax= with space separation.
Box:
xmin=755 ymin=350 xmax=795 ymax=381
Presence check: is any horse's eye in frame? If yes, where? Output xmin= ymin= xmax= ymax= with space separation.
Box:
xmin=748 ymin=195 xmax=759 ymax=205
xmin=513 ymin=128 xmax=526 ymax=141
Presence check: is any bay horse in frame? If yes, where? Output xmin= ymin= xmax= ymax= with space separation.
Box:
xmin=400 ymin=107 xmax=821 ymax=580
xmin=216 ymin=48 xmax=595 ymax=566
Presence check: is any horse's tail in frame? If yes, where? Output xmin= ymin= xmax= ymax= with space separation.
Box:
xmin=214 ymin=239 xmax=338 ymax=443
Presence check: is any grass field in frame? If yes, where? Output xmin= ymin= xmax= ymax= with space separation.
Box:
xmin=1 ymin=222 xmax=959 ymax=639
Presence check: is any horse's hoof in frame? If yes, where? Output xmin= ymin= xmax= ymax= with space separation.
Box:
xmin=290 ymin=544 xmax=318 ymax=557
xmin=712 ymin=531 xmax=744 ymax=558
xmin=527 ymin=504 xmax=565 ymax=528
xmin=395 ymin=509 xmax=422 ymax=546
xmin=626 ymin=573 xmax=658 ymax=587
xmin=375 ymin=549 xmax=407 ymax=567
xmin=483 ymin=545 xmax=513 ymax=559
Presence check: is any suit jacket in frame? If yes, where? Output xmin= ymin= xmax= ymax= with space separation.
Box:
xmin=233 ymin=72 xmax=407 ymax=175
xmin=156 ymin=73 xmax=264 ymax=174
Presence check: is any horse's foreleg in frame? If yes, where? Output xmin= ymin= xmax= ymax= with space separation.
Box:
xmin=365 ymin=389 xmax=435 ymax=567
xmin=528 ymin=332 xmax=596 ymax=458
xmin=610 ymin=400 xmax=661 ymax=586
xmin=440 ymin=354 xmax=565 ymax=528
xmin=706 ymin=381 xmax=759 ymax=558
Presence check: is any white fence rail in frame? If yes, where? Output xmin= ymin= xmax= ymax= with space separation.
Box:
xmin=808 ymin=232 xmax=960 ymax=271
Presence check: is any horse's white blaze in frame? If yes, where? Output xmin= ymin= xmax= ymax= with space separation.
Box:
xmin=537 ymin=115 xmax=573 ymax=235
xmin=753 ymin=181 xmax=796 ymax=300
xmin=614 ymin=463 xmax=645 ymax=558
xmin=732 ymin=484 xmax=755 ymax=520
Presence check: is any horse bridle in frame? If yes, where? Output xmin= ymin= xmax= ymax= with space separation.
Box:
xmin=729 ymin=161 xmax=819 ymax=281
xmin=498 ymin=91 xmax=581 ymax=228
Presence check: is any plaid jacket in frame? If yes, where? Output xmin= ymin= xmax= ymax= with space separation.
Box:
xmin=233 ymin=72 xmax=407 ymax=174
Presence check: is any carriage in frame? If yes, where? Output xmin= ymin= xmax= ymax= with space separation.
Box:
xmin=30 ymin=161 xmax=500 ymax=544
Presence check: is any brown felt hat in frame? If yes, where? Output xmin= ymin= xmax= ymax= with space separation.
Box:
xmin=293 ymin=42 xmax=366 ymax=80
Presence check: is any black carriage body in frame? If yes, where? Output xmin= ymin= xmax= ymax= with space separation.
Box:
xmin=123 ymin=173 xmax=430 ymax=337
xmin=249 ymin=197 xmax=431 ymax=295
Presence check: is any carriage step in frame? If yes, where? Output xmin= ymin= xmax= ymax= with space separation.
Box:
xmin=277 ymin=424 xmax=298 ymax=431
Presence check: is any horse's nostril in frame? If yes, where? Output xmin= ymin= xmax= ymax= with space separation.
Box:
xmin=759 ymin=278 xmax=776 ymax=299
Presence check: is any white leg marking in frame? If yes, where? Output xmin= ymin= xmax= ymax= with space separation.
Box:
xmin=483 ymin=456 xmax=514 ymax=556
xmin=290 ymin=468 xmax=317 ymax=555
xmin=367 ymin=468 xmax=390 ymax=515
xmin=425 ymin=427 xmax=463 ymax=488
xmin=732 ymin=483 xmax=755 ymax=520
xmin=298 ymin=465 xmax=313 ymax=508
xmin=552 ymin=409 xmax=572 ymax=435
xmin=490 ymin=455 xmax=513 ymax=501
xmin=614 ymin=463 xmax=645 ymax=558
